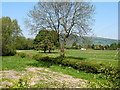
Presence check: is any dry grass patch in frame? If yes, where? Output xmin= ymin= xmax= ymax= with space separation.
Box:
xmin=1 ymin=67 xmax=88 ymax=88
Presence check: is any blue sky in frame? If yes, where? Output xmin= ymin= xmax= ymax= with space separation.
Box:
xmin=2 ymin=2 xmax=118 ymax=39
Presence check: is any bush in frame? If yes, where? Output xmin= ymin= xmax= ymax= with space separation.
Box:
xmin=18 ymin=52 xmax=26 ymax=58
xmin=99 ymin=65 xmax=120 ymax=88
xmin=32 ymin=54 xmax=43 ymax=61
xmin=2 ymin=45 xmax=16 ymax=56
xmin=61 ymin=59 xmax=101 ymax=74
xmin=53 ymin=56 xmax=64 ymax=64
xmin=33 ymin=55 xmax=64 ymax=64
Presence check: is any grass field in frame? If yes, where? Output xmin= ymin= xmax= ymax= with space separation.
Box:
xmin=1 ymin=56 xmax=112 ymax=88
xmin=17 ymin=49 xmax=118 ymax=67
xmin=1 ymin=49 xmax=118 ymax=88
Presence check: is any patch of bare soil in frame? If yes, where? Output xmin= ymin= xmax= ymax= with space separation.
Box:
xmin=1 ymin=67 xmax=88 ymax=88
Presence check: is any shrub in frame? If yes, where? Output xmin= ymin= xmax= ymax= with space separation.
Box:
xmin=98 ymin=65 xmax=120 ymax=88
xmin=54 ymin=56 xmax=64 ymax=64
xmin=33 ymin=55 xmax=64 ymax=64
xmin=2 ymin=45 xmax=16 ymax=56
xmin=33 ymin=54 xmax=41 ymax=60
xmin=18 ymin=52 xmax=26 ymax=58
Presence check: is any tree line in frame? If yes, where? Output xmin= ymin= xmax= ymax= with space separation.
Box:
xmin=69 ymin=42 xmax=119 ymax=50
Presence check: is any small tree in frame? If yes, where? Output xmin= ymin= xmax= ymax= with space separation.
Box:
xmin=72 ymin=42 xmax=79 ymax=49
xmin=94 ymin=45 xmax=101 ymax=50
xmin=34 ymin=30 xmax=59 ymax=53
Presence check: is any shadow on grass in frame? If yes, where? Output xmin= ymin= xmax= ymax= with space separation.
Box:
xmin=38 ymin=52 xmax=59 ymax=54
xmin=27 ymin=61 xmax=54 ymax=68
xmin=66 ymin=56 xmax=86 ymax=61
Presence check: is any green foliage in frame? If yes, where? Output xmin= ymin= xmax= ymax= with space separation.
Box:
xmin=33 ymin=54 xmax=64 ymax=64
xmin=32 ymin=54 xmax=42 ymax=60
xmin=15 ymin=36 xmax=34 ymax=50
xmin=18 ymin=52 xmax=26 ymax=58
xmin=98 ymin=65 xmax=120 ymax=88
xmin=109 ymin=43 xmax=118 ymax=50
xmin=34 ymin=30 xmax=60 ymax=53
xmin=3 ymin=77 xmax=32 ymax=88
xmin=71 ymin=42 xmax=79 ymax=49
xmin=94 ymin=45 xmax=101 ymax=50
xmin=2 ymin=44 xmax=16 ymax=56
xmin=1 ymin=17 xmax=22 ymax=56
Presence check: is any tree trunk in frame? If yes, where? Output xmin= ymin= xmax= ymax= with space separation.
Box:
xmin=49 ymin=50 xmax=51 ymax=53
xmin=44 ymin=48 xmax=46 ymax=53
xmin=44 ymin=50 xmax=46 ymax=53
xmin=60 ymin=39 xmax=66 ymax=57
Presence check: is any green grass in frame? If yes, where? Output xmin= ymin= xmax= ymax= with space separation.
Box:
xmin=2 ymin=56 xmax=110 ymax=87
xmin=17 ymin=49 xmax=118 ymax=67
xmin=65 ymin=49 xmax=118 ymax=66
xmin=2 ymin=49 xmax=118 ymax=88
xmin=2 ymin=56 xmax=38 ymax=71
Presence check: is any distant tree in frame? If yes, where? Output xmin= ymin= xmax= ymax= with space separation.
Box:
xmin=34 ymin=30 xmax=59 ymax=53
xmin=26 ymin=2 xmax=95 ymax=57
xmin=79 ymin=45 xmax=83 ymax=49
xmin=15 ymin=36 xmax=34 ymax=50
xmin=81 ymin=37 xmax=93 ymax=49
xmin=104 ymin=45 xmax=110 ymax=50
xmin=72 ymin=42 xmax=79 ymax=49
xmin=94 ymin=45 xmax=101 ymax=50
xmin=91 ymin=44 xmax=95 ymax=49
xmin=1 ymin=17 xmax=22 ymax=56
xmin=109 ymin=43 xmax=117 ymax=50
xmin=118 ymin=42 xmax=120 ymax=48
xmin=26 ymin=38 xmax=34 ymax=50
xmin=87 ymin=44 xmax=92 ymax=49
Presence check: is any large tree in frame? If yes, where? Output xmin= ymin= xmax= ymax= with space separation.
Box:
xmin=26 ymin=1 xmax=94 ymax=57
xmin=1 ymin=17 xmax=22 ymax=56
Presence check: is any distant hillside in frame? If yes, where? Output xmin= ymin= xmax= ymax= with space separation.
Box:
xmin=92 ymin=37 xmax=118 ymax=45
xmin=91 ymin=37 xmax=117 ymax=46
xmin=66 ymin=36 xmax=118 ymax=46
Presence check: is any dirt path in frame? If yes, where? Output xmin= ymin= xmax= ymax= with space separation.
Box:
xmin=1 ymin=67 xmax=88 ymax=88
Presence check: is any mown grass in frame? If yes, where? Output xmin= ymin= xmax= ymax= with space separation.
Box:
xmin=17 ymin=49 xmax=118 ymax=67
xmin=2 ymin=56 xmax=38 ymax=71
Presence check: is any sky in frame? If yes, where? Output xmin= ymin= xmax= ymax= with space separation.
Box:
xmin=1 ymin=1 xmax=118 ymax=39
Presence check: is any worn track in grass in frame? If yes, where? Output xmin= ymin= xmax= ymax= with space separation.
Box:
xmin=1 ymin=67 xmax=88 ymax=88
